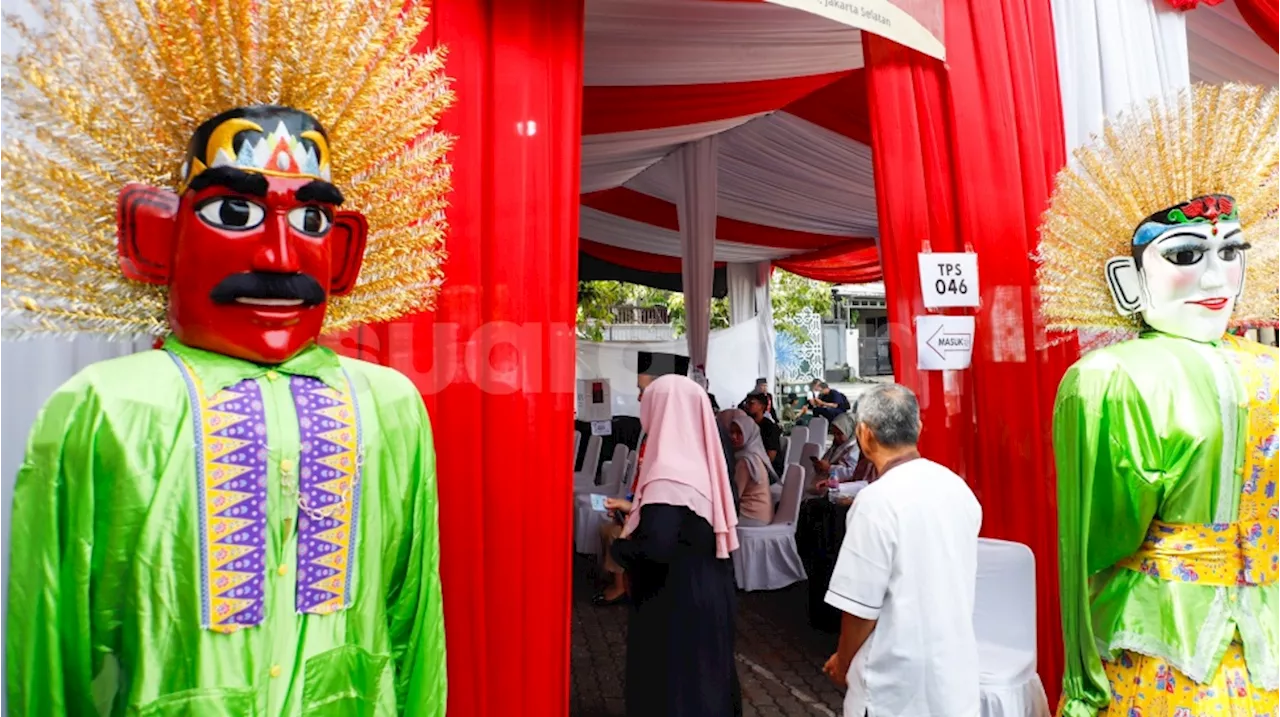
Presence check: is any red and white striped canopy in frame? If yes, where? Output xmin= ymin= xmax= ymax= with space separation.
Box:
xmin=580 ymin=0 xmax=880 ymax=285
xmin=578 ymin=0 xmax=1278 ymax=287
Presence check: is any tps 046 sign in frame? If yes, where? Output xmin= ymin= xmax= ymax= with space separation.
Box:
xmin=917 ymin=253 xmax=979 ymax=308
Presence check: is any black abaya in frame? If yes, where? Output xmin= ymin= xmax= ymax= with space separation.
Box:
xmin=611 ymin=503 xmax=741 ymax=717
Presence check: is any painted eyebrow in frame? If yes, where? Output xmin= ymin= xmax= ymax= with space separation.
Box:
xmin=295 ymin=180 xmax=345 ymax=206
xmin=1155 ymin=231 xmax=1216 ymax=245
xmin=1222 ymin=228 xmax=1244 ymax=241
xmin=187 ymin=166 xmax=269 ymax=196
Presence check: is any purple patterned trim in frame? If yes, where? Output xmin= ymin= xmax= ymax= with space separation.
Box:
xmin=291 ymin=373 xmax=362 ymax=615
xmin=168 ymin=352 xmax=269 ymax=632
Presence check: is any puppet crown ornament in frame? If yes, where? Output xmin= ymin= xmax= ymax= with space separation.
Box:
xmin=1 ymin=0 xmax=454 ymax=338
xmin=1036 ymin=83 xmax=1278 ymax=339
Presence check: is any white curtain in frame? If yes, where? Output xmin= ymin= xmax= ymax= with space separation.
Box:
xmin=1052 ymin=0 xmax=1190 ymax=152
xmin=754 ymin=262 xmax=776 ymax=394
xmin=677 ymin=136 xmax=719 ymax=376
xmin=728 ymin=263 xmax=757 ymax=325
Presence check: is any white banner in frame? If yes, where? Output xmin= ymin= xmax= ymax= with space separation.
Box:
xmin=576 ymin=317 xmax=763 ymax=417
xmin=764 ymin=0 xmax=945 ymax=60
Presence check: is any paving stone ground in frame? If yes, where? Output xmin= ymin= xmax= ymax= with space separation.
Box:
xmin=570 ymin=555 xmax=846 ymax=717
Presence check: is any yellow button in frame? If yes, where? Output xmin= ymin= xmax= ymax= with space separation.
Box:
xmin=277 ymin=564 xmax=288 ymax=576
xmin=269 ymin=664 xmax=282 ymax=678
xmin=265 ymin=370 xmax=280 ymax=381
xmin=1229 ymin=591 xmax=1238 ymax=603
xmin=280 ymin=458 xmax=294 ymax=473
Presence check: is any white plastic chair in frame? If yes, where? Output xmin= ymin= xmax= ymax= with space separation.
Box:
xmin=597 ymin=444 xmax=628 ymax=496
xmin=622 ymin=450 xmax=637 ymax=488
xmin=574 ymin=434 xmax=602 ymax=491
xmin=807 ymin=416 xmax=828 ymax=451
xmin=784 ymin=426 xmax=809 ymax=466
xmin=732 ymin=464 xmax=808 ymax=591
xmin=973 ymin=539 xmax=1050 ymax=717
xmin=574 ymin=445 xmax=628 ymax=555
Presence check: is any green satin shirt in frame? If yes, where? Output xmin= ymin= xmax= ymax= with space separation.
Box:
xmin=5 ymin=338 xmax=446 ymax=716
xmin=1054 ymin=333 xmax=1278 ymax=717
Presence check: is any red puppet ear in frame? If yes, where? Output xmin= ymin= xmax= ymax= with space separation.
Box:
xmin=117 ymin=183 xmax=179 ymax=284
xmin=329 ymin=210 xmax=369 ymax=296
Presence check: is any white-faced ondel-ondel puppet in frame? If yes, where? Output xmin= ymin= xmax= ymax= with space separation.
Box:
xmin=1038 ymin=83 xmax=1278 ymax=717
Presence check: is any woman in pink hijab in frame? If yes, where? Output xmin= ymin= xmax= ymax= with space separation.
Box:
xmin=604 ymin=374 xmax=742 ymax=717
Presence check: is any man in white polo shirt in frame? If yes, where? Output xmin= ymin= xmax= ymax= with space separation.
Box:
xmin=822 ymin=384 xmax=981 ymax=717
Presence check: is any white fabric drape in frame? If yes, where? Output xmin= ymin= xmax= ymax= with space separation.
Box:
xmin=585 ymin=0 xmax=862 ymax=87
xmin=579 ymin=207 xmax=792 ymax=262
xmin=1052 ymin=0 xmax=1190 ymax=152
xmin=626 ymin=112 xmax=878 ymax=237
xmin=677 ymin=136 xmax=718 ymax=374
xmin=727 ymin=262 xmax=757 ymax=325
xmin=754 ymin=262 xmax=776 ymax=394
xmin=582 ymin=116 xmax=761 ymax=193
xmin=1186 ymin=2 xmax=1277 ymax=86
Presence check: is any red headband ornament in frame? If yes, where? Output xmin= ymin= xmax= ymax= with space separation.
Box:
xmin=1166 ymin=0 xmax=1225 ymax=10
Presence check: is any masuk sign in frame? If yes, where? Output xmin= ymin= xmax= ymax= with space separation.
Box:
xmin=915 ymin=315 xmax=975 ymax=370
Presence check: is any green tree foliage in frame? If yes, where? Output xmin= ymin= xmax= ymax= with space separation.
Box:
xmin=770 ymin=270 xmax=838 ymax=343
xmin=576 ymin=270 xmax=836 ymax=341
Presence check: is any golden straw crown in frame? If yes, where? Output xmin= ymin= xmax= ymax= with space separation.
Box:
xmin=1 ymin=0 xmax=454 ymax=338
xmin=1037 ymin=83 xmax=1278 ymax=333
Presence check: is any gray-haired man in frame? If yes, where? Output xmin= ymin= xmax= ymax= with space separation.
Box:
xmin=821 ymin=384 xmax=982 ymax=717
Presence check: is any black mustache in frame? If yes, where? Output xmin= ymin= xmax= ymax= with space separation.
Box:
xmin=209 ymin=272 xmax=326 ymax=306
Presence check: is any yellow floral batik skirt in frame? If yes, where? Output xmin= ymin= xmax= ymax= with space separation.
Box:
xmin=1099 ymin=643 xmax=1278 ymax=717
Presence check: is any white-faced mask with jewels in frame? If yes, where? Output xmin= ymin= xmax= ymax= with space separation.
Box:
xmin=1105 ymin=194 xmax=1248 ymax=343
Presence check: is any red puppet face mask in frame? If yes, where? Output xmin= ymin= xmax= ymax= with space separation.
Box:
xmin=116 ymin=106 xmax=367 ymax=364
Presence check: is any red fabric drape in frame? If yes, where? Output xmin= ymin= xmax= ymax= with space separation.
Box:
xmin=782 ymin=70 xmax=873 ymax=144
xmin=347 ymin=4 xmax=582 ymax=715
xmin=773 ymin=239 xmax=882 ymax=283
xmin=865 ymin=0 xmax=1077 ymax=703
xmin=583 ymin=71 xmax=850 ymax=134
xmin=1235 ymin=0 xmax=1280 ymax=51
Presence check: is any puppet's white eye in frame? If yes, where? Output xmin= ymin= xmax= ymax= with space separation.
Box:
xmin=196 ymin=197 xmax=266 ymax=231
xmin=288 ymin=206 xmax=332 ymax=236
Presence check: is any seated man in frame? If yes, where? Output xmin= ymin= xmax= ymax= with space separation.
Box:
xmin=807 ymin=380 xmax=850 ymax=421
xmin=738 ymin=377 xmax=778 ymax=423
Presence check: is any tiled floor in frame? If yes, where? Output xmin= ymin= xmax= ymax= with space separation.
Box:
xmin=570 ymin=555 xmax=846 ymax=716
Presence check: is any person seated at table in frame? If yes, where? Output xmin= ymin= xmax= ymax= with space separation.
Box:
xmin=809 ymin=412 xmax=876 ymax=499
xmin=722 ymin=409 xmax=777 ymax=527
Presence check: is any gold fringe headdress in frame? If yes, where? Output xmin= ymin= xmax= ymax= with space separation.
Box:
xmin=1037 ymin=83 xmax=1278 ymax=333
xmin=1 ymin=0 xmax=453 ymax=337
